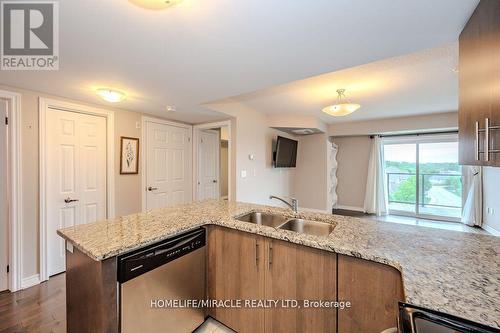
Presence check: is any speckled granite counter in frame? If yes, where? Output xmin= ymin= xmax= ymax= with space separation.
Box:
xmin=57 ymin=200 xmax=500 ymax=328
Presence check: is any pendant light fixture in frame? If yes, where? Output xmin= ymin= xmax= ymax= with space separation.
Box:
xmin=129 ymin=0 xmax=183 ymax=10
xmin=322 ymin=89 xmax=361 ymax=117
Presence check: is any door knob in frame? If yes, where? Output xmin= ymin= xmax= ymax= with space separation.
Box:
xmin=148 ymin=186 xmax=158 ymax=191
xmin=212 ymin=180 xmax=218 ymax=183
xmin=64 ymin=197 xmax=79 ymax=203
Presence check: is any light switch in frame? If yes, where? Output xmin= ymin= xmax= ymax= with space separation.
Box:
xmin=241 ymin=170 xmax=247 ymax=178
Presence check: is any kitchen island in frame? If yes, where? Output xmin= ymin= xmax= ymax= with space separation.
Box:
xmin=58 ymin=200 xmax=500 ymax=331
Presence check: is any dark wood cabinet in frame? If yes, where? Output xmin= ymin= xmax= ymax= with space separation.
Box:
xmin=459 ymin=0 xmax=500 ymax=166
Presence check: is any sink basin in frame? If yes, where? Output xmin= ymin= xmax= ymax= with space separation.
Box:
xmin=235 ymin=212 xmax=289 ymax=228
xmin=278 ymin=219 xmax=335 ymax=237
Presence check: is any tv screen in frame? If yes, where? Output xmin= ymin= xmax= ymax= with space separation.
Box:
xmin=274 ymin=136 xmax=298 ymax=168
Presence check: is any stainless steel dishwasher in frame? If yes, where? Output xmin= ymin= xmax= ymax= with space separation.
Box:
xmin=118 ymin=228 xmax=206 ymax=333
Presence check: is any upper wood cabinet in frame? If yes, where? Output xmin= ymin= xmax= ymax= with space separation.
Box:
xmin=459 ymin=0 xmax=500 ymax=166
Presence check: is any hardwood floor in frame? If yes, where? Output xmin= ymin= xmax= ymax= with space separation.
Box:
xmin=0 ymin=274 xmax=65 ymax=333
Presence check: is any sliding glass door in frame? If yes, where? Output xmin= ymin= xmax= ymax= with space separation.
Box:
xmin=383 ymin=134 xmax=462 ymax=221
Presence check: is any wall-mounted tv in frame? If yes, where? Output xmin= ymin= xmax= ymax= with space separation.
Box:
xmin=274 ymin=136 xmax=298 ymax=168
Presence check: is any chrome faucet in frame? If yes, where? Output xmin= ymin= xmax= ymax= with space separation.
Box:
xmin=269 ymin=195 xmax=298 ymax=213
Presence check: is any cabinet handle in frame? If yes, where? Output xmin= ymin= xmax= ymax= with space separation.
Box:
xmin=255 ymin=241 xmax=259 ymax=267
xmin=475 ymin=121 xmax=480 ymax=161
xmin=268 ymin=243 xmax=273 ymax=270
xmin=485 ymin=118 xmax=490 ymax=162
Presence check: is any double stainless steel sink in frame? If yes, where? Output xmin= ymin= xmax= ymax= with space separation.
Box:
xmin=235 ymin=211 xmax=335 ymax=237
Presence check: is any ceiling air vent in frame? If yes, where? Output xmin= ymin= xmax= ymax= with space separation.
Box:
xmin=291 ymin=128 xmax=315 ymax=135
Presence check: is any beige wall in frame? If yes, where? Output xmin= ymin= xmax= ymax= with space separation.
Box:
xmin=114 ymin=111 xmax=143 ymax=216
xmin=293 ymin=133 xmax=330 ymax=211
xmin=332 ymin=136 xmax=372 ymax=210
xmin=0 ymin=84 xmax=173 ymax=280
xmin=328 ymin=112 xmax=458 ymax=137
xmin=205 ymin=101 xmax=296 ymax=206
xmin=483 ymin=167 xmax=500 ymax=233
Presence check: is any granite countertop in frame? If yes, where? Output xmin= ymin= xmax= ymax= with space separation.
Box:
xmin=57 ymin=200 xmax=500 ymax=328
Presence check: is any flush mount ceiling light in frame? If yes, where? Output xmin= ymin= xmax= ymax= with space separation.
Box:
xmin=128 ymin=0 xmax=183 ymax=10
xmin=322 ymin=89 xmax=361 ymax=117
xmin=96 ymin=89 xmax=126 ymax=103
xmin=166 ymin=105 xmax=176 ymax=112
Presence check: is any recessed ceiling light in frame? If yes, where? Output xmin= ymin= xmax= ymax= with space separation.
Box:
xmin=96 ymin=89 xmax=126 ymax=103
xmin=166 ymin=105 xmax=176 ymax=112
xmin=129 ymin=0 xmax=183 ymax=10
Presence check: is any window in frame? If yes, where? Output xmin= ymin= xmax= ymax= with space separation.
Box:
xmin=383 ymin=134 xmax=462 ymax=221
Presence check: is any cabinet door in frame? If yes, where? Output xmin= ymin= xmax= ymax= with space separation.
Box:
xmin=206 ymin=227 xmax=265 ymax=333
xmin=459 ymin=1 xmax=491 ymax=166
xmin=490 ymin=0 xmax=500 ymax=165
xmin=459 ymin=0 xmax=500 ymax=166
xmin=338 ymin=255 xmax=403 ymax=333
xmin=264 ymin=239 xmax=337 ymax=333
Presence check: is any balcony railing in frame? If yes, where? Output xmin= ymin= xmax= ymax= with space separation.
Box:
xmin=386 ymin=172 xmax=462 ymax=209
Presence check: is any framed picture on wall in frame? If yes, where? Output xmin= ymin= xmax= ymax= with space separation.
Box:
xmin=120 ymin=137 xmax=139 ymax=174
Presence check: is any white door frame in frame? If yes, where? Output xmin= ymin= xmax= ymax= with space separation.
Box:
xmin=0 ymin=90 xmax=22 ymax=292
xmin=39 ymin=98 xmax=115 ymax=282
xmin=193 ymin=120 xmax=233 ymax=201
xmin=141 ymin=116 xmax=193 ymax=212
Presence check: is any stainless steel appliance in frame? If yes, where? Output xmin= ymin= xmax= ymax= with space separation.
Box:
xmin=399 ymin=303 xmax=500 ymax=333
xmin=118 ymin=228 xmax=206 ymax=333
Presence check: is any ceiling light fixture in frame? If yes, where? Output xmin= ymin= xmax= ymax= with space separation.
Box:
xmin=166 ymin=105 xmax=176 ymax=112
xmin=129 ymin=0 xmax=183 ymax=10
xmin=322 ymin=89 xmax=361 ymax=117
xmin=96 ymin=89 xmax=126 ymax=103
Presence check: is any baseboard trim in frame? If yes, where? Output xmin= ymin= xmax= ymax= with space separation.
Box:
xmin=334 ymin=205 xmax=366 ymax=213
xmin=299 ymin=207 xmax=330 ymax=214
xmin=483 ymin=224 xmax=500 ymax=237
xmin=21 ymin=274 xmax=41 ymax=289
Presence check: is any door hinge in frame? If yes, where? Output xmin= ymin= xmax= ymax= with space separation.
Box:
xmin=4 ymin=117 xmax=8 ymax=125
xmin=6 ymin=265 xmax=9 ymax=273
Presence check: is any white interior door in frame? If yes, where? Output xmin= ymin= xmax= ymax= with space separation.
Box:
xmin=198 ymin=130 xmax=220 ymax=200
xmin=146 ymin=121 xmax=192 ymax=210
xmin=46 ymin=109 xmax=107 ymax=276
xmin=0 ymin=99 xmax=8 ymax=291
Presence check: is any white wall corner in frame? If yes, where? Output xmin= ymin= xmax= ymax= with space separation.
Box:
xmin=21 ymin=274 xmax=41 ymax=289
xmin=483 ymin=224 xmax=500 ymax=237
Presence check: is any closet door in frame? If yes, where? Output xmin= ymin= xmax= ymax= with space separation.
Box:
xmin=46 ymin=109 xmax=107 ymax=276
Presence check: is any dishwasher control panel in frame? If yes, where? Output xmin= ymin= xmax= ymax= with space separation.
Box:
xmin=117 ymin=227 xmax=206 ymax=283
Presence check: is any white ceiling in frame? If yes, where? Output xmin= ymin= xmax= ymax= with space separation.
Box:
xmin=212 ymin=43 xmax=460 ymax=124
xmin=0 ymin=0 xmax=479 ymax=124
